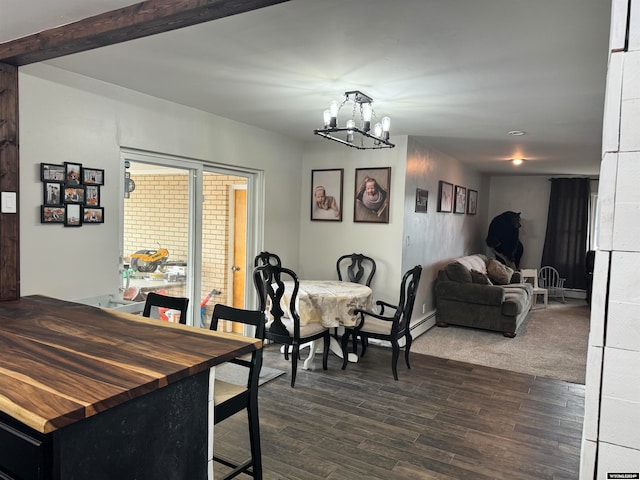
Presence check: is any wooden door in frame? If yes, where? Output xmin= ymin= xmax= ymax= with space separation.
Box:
xmin=231 ymin=188 xmax=247 ymax=332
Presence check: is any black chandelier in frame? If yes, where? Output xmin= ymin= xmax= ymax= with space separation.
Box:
xmin=313 ymin=90 xmax=395 ymax=150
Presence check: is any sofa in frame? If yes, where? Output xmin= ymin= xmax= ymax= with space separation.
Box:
xmin=435 ymin=254 xmax=533 ymax=337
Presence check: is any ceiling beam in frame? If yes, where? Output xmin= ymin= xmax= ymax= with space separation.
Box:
xmin=0 ymin=0 xmax=289 ymax=66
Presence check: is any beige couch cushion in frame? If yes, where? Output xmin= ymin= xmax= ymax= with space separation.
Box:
xmin=455 ymin=254 xmax=488 ymax=273
xmin=487 ymin=258 xmax=514 ymax=285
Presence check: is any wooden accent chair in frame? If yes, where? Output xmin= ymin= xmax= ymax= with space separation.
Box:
xmin=253 ymin=263 xmax=330 ymax=388
xmin=210 ymin=304 xmax=265 ymax=480
xmin=142 ymin=292 xmax=189 ymax=324
xmin=340 ymin=265 xmax=422 ymax=380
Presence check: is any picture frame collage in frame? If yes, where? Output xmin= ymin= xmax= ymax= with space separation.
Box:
xmin=310 ymin=167 xmax=391 ymax=224
xmin=41 ymin=162 xmax=105 ymax=226
xmin=437 ymin=180 xmax=477 ymax=215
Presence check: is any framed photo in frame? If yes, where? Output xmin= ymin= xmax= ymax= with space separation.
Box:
xmin=83 ymin=207 xmax=104 ymax=224
xmin=41 ymin=163 xmax=65 ymax=182
xmin=454 ymin=185 xmax=467 ymax=214
xmin=415 ymin=188 xmax=428 ymax=213
xmin=65 ymin=204 xmax=82 ymax=227
xmin=354 ymin=167 xmax=391 ymax=224
xmin=41 ymin=206 xmax=65 ymax=224
xmin=311 ymin=168 xmax=343 ymax=221
xmin=64 ymin=185 xmax=85 ymax=204
xmin=82 ymin=168 xmax=104 ymax=186
xmin=467 ymin=189 xmax=478 ymax=215
xmin=437 ymin=181 xmax=453 ymax=212
xmin=85 ymin=185 xmax=100 ymax=206
xmin=43 ymin=182 xmax=63 ymax=206
xmin=64 ymin=162 xmax=83 ymax=185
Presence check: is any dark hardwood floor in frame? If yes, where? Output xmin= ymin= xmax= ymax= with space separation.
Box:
xmin=214 ymin=342 xmax=585 ymax=479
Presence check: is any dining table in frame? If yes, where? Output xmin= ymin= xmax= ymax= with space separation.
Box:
xmin=281 ymin=280 xmax=374 ymax=369
xmin=0 ymin=295 xmax=260 ymax=480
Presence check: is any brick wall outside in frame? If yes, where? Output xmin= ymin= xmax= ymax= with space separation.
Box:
xmin=124 ymin=171 xmax=247 ymax=324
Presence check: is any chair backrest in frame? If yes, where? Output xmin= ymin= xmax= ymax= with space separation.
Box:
xmin=520 ymin=268 xmax=539 ymax=288
xmin=253 ymin=263 xmax=300 ymax=340
xmin=142 ymin=292 xmax=190 ymax=324
xmin=254 ymin=251 xmax=282 ymax=268
xmin=538 ymin=266 xmax=561 ymax=289
xmin=210 ymin=304 xmax=265 ymax=388
xmin=395 ymin=265 xmax=423 ymax=334
xmin=336 ymin=253 xmax=377 ymax=287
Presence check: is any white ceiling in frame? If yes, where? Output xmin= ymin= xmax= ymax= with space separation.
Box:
xmin=2 ymin=0 xmax=611 ymax=176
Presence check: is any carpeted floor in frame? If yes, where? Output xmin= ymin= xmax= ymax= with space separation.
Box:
xmin=411 ymin=298 xmax=590 ymax=384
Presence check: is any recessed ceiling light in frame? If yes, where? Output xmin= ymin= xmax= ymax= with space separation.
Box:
xmin=512 ymin=158 xmax=524 ymax=165
xmin=508 ymin=130 xmax=526 ymax=136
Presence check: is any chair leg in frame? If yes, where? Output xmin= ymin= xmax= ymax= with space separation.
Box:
xmin=247 ymin=400 xmax=262 ymax=479
xmin=360 ymin=333 xmax=368 ymax=357
xmin=391 ymin=340 xmax=400 ymax=381
xmin=340 ymin=331 xmax=351 ymax=370
xmin=322 ymin=335 xmax=329 ymax=371
xmin=290 ymin=345 xmax=298 ymax=388
xmin=404 ymin=334 xmax=413 ymax=370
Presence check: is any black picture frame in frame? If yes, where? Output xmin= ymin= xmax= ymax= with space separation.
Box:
xmin=41 ymin=206 xmax=65 ymax=224
xmin=437 ymin=181 xmax=453 ymax=212
xmin=41 ymin=163 xmax=65 ymax=182
xmin=82 ymin=168 xmax=105 ymax=186
xmin=64 ymin=162 xmax=83 ymax=185
xmin=64 ymin=185 xmax=85 ymax=204
xmin=43 ymin=181 xmax=63 ymax=206
xmin=85 ymin=185 xmax=100 ymax=207
xmin=415 ymin=188 xmax=428 ymax=213
xmin=454 ymin=185 xmax=467 ymax=214
xmin=467 ymin=189 xmax=478 ymax=215
xmin=83 ymin=207 xmax=104 ymax=224
xmin=354 ymin=167 xmax=391 ymax=224
xmin=64 ymin=204 xmax=82 ymax=227
xmin=311 ymin=168 xmax=343 ymax=221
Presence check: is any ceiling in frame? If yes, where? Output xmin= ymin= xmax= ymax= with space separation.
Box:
xmin=2 ymin=0 xmax=612 ymax=176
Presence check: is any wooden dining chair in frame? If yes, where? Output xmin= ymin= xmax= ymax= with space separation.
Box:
xmin=142 ymin=292 xmax=189 ymax=324
xmin=210 ymin=304 xmax=265 ymax=480
xmin=253 ymin=263 xmax=330 ymax=388
xmin=340 ymin=265 xmax=422 ymax=380
xmin=253 ymin=251 xmax=282 ymax=268
xmin=336 ymin=253 xmax=377 ymax=351
xmin=336 ymin=253 xmax=377 ymax=287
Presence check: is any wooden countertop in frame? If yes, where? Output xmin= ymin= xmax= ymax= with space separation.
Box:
xmin=0 ymin=295 xmax=261 ymax=434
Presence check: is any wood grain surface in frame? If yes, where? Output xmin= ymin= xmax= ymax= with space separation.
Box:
xmin=0 ymin=295 xmax=260 ymax=434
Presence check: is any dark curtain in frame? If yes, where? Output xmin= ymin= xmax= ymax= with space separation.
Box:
xmin=541 ymin=178 xmax=590 ymax=289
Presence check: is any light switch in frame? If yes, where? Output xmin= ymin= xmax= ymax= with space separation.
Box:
xmin=1 ymin=192 xmax=17 ymax=214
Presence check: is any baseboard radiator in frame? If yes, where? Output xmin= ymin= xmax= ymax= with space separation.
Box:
xmin=368 ymin=309 xmax=437 ymax=348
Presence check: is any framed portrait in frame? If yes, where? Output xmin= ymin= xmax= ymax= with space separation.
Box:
xmin=43 ymin=182 xmax=63 ymax=206
xmin=437 ymin=181 xmax=453 ymax=213
xmin=41 ymin=163 xmax=65 ymax=182
xmin=64 ymin=162 xmax=83 ymax=185
xmin=415 ymin=188 xmax=428 ymax=213
xmin=41 ymin=206 xmax=65 ymax=224
xmin=65 ymin=204 xmax=82 ymax=227
xmin=454 ymin=185 xmax=467 ymax=214
xmin=354 ymin=167 xmax=391 ymax=223
xmin=311 ymin=168 xmax=343 ymax=221
xmin=82 ymin=168 xmax=105 ymax=186
xmin=64 ymin=185 xmax=85 ymax=204
xmin=83 ymin=207 xmax=104 ymax=224
xmin=85 ymin=185 xmax=100 ymax=206
xmin=467 ymin=189 xmax=478 ymax=215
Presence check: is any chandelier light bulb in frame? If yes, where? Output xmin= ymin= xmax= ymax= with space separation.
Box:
xmin=323 ymin=109 xmax=331 ymax=127
xmin=381 ymin=116 xmax=391 ymax=140
xmin=329 ymin=100 xmax=339 ymax=128
xmin=362 ymin=103 xmax=372 ymax=132
xmin=374 ymin=122 xmax=383 ymax=138
xmin=346 ymin=119 xmax=355 ymax=143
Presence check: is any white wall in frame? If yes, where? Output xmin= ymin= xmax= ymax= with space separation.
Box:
xmin=19 ymin=64 xmax=304 ymax=300
xmin=581 ymin=0 xmax=640 ymax=476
